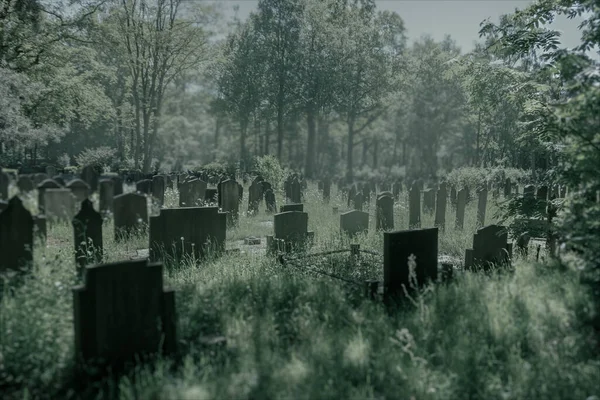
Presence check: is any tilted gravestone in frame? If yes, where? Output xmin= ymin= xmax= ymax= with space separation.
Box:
xmin=220 ymin=179 xmax=240 ymax=227
xmin=0 ymin=196 xmax=34 ymax=273
xmin=180 ymin=179 xmax=207 ymax=207
xmin=37 ymin=179 xmax=62 ymax=214
xmin=434 ymin=183 xmax=447 ymax=230
xmin=265 ymin=189 xmax=277 ymax=213
xmin=476 ymin=188 xmax=488 ymax=228
xmin=72 ymin=259 xmax=176 ymax=370
xmin=98 ymin=179 xmax=114 ymax=213
xmin=0 ymin=171 xmax=9 ymax=200
xmin=149 ymin=207 xmax=226 ymax=263
xmin=408 ymin=182 xmax=421 ymax=229
xmin=422 ymin=188 xmax=435 ymax=215
xmin=66 ymin=179 xmax=90 ymax=203
xmin=384 ymin=228 xmax=438 ymax=302
xmin=80 ymin=165 xmax=100 ymax=192
xmin=113 ymin=192 xmax=148 ymax=241
xmin=72 ymin=199 xmax=103 ymax=275
xmin=455 ymin=188 xmax=467 ymax=230
xmin=17 ymin=176 xmax=34 ymax=193
xmin=464 ymin=225 xmax=511 ymax=271
xmin=44 ymin=189 xmax=77 ymax=222
xmin=340 ymin=210 xmax=369 ymax=237
xmin=269 ymin=211 xmax=314 ymax=253
xmin=152 ymin=175 xmax=166 ymax=206
xmin=280 ymin=203 xmax=303 ymax=213
xmin=136 ymin=179 xmax=152 ymax=195
xmin=376 ymin=193 xmax=394 ymax=231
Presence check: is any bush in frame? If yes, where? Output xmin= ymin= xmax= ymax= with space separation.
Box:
xmin=254 ymin=155 xmax=285 ymax=189
xmin=74 ymin=147 xmax=117 ymax=170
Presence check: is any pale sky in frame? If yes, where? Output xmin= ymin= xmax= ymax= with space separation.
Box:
xmin=219 ymin=0 xmax=596 ymax=57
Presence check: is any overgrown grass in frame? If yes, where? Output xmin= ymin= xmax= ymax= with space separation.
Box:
xmin=0 ymin=182 xmax=598 ymax=399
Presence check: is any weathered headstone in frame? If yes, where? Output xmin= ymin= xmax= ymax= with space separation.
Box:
xmin=113 ymin=192 xmax=148 ymax=241
xmin=72 ymin=259 xmax=176 ymax=370
xmin=179 ymin=179 xmax=207 ymax=207
xmin=536 ymin=185 xmax=548 ymax=201
xmin=322 ymin=178 xmax=331 ymax=203
xmin=340 ymin=210 xmax=369 ymax=237
xmin=362 ymin=184 xmax=371 ymax=209
xmin=265 ymin=189 xmax=277 ymax=213
xmin=0 ymin=171 xmax=9 ymax=200
xmin=66 ymin=179 xmax=91 ymax=203
xmin=504 ymin=178 xmax=512 ymax=198
xmin=464 ymin=225 xmax=510 ymax=271
xmin=450 ymin=186 xmax=457 ymax=207
xmin=392 ymin=181 xmax=402 ymax=200
xmin=523 ymin=184 xmax=535 ymax=198
xmin=271 ymin=211 xmax=312 ymax=253
xmin=288 ymin=176 xmax=301 ymax=203
xmin=152 ymin=175 xmax=166 ymax=206
xmin=408 ymin=183 xmax=421 ymax=229
xmin=73 ymin=199 xmax=103 ymax=274
xmin=53 ymin=175 xmax=66 ymax=186
xmin=44 ymin=189 xmax=77 ymax=222
xmin=204 ymin=187 xmax=218 ymax=203
xmin=280 ymin=203 xmax=303 ymax=213
xmin=98 ymin=179 xmax=114 ymax=213
xmin=384 ymin=228 xmax=438 ymax=301
xmin=248 ymin=178 xmax=263 ymax=215
xmin=0 ymin=197 xmax=34 ymax=273
xmin=352 ymin=192 xmax=364 ymax=211
xmin=81 ymin=165 xmax=100 ymax=192
xmin=434 ymin=183 xmax=447 ymax=230
xmin=376 ymin=193 xmax=394 ymax=231
xmin=422 ymin=188 xmax=435 ymax=215
xmin=455 ymin=188 xmax=467 ymax=230
xmin=149 ymin=207 xmax=226 ymax=262
xmin=17 ymin=176 xmax=34 ymax=193
xmin=37 ymin=179 xmax=62 ymax=214
xmin=136 ymin=179 xmax=152 ymax=195
xmin=476 ymin=188 xmax=488 ymax=228
xmin=111 ymin=175 xmax=124 ymax=196
xmin=33 ymin=173 xmax=49 ymax=185
xmin=220 ymin=179 xmax=240 ymax=227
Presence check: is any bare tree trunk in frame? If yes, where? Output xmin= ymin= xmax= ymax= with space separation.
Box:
xmin=345 ymin=116 xmax=355 ymax=183
xmin=264 ymin=121 xmax=270 ymax=155
xmin=373 ymin=139 xmax=379 ymax=169
xmin=304 ymin=107 xmax=317 ymax=178
xmin=214 ymin=117 xmax=220 ymax=161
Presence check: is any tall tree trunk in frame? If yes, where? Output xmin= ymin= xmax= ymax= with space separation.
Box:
xmin=345 ymin=116 xmax=355 ymax=183
xmin=214 ymin=117 xmax=220 ymax=161
xmin=141 ymin=110 xmax=152 ymax=173
xmin=373 ymin=139 xmax=379 ymax=169
xmin=264 ymin=121 xmax=271 ymax=155
xmin=304 ymin=107 xmax=317 ymax=179
xmin=240 ymin=118 xmax=248 ymax=162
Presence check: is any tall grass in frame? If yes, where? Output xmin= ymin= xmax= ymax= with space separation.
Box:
xmin=0 ymin=182 xmax=597 ymax=399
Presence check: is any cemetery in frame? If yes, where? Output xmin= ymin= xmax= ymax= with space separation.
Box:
xmin=1 ymin=0 xmax=599 ymax=398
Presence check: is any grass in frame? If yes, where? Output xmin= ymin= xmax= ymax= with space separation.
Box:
xmin=0 ymin=182 xmax=599 ymax=399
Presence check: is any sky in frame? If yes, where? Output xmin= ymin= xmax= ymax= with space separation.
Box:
xmin=218 ymin=0 xmax=596 ymax=57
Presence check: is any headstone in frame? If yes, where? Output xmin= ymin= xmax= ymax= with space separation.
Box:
xmin=72 ymin=259 xmax=176 ymax=370
xmin=220 ymin=179 xmax=240 ymax=227
xmin=33 ymin=173 xmax=49 ymax=185
xmin=536 ymin=185 xmax=548 ymax=201
xmin=288 ymin=177 xmax=301 ymax=203
xmin=248 ymin=178 xmax=263 ymax=215
xmin=81 ymin=165 xmax=100 ymax=192
xmin=434 ymin=183 xmax=447 ymax=230
xmin=362 ymin=184 xmax=371 ymax=209
xmin=322 ymin=178 xmax=331 ymax=203
xmin=179 ymin=179 xmax=207 ymax=207
xmin=37 ymin=179 xmax=61 ymax=214
xmin=476 ymin=188 xmax=488 ymax=228
xmin=376 ymin=193 xmax=394 ymax=231
xmin=422 ymin=188 xmax=435 ymax=215
xmin=352 ymin=192 xmax=364 ymax=211
xmin=53 ymin=175 xmax=66 ymax=186
xmin=272 ymin=211 xmax=312 ymax=252
xmin=66 ymin=179 xmax=91 ymax=203
xmin=464 ymin=225 xmax=510 ymax=271
xmin=99 ymin=179 xmax=115 ymax=213
xmin=17 ymin=176 xmax=34 ymax=193
xmin=149 ymin=207 xmax=226 ymax=262
xmin=111 ymin=175 xmax=124 ymax=196
xmin=280 ymin=203 xmax=303 ymax=213
xmin=113 ymin=192 xmax=148 ymax=241
xmin=177 ymin=174 xmax=188 ymax=191
xmin=523 ymin=184 xmax=535 ymax=198
xmin=33 ymin=215 xmax=47 ymax=241
xmin=384 ymin=228 xmax=438 ymax=301
xmin=136 ymin=179 xmax=152 ymax=195
xmin=265 ymin=189 xmax=277 ymax=213
xmin=204 ymin=187 xmax=218 ymax=203
xmin=46 ymin=165 xmax=57 ymax=177
xmin=0 ymin=197 xmax=34 ymax=273
xmin=450 ymin=186 xmax=457 ymax=207
xmin=408 ymin=183 xmax=421 ymax=229
xmin=504 ymin=178 xmax=512 ymax=198
xmin=72 ymin=199 xmax=103 ymax=274
xmin=44 ymin=189 xmax=77 ymax=222
xmin=152 ymin=175 xmax=166 ymax=206
xmin=0 ymin=171 xmax=9 ymax=200
xmin=347 ymin=184 xmax=357 ymax=208
xmin=340 ymin=210 xmax=369 ymax=237
xmin=455 ymin=188 xmax=467 ymax=230
xmin=392 ymin=181 xmax=402 ymax=200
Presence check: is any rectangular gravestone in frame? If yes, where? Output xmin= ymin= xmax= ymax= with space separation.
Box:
xmin=220 ymin=179 xmax=240 ymax=227
xmin=99 ymin=179 xmax=114 ymax=213
xmin=476 ymin=188 xmax=488 ymax=228
xmin=17 ymin=176 xmax=34 ymax=193
xmin=152 ymin=175 xmax=166 ymax=206
xmin=136 ymin=179 xmax=152 ymax=195
xmin=72 ymin=259 xmax=176 ymax=371
xmin=44 ymin=189 xmax=77 ymax=222
xmin=434 ymin=183 xmax=447 ymax=230
xmin=248 ymin=178 xmax=263 ymax=215
xmin=0 ymin=197 xmax=34 ymax=274
xmin=408 ymin=183 xmax=421 ymax=229
xmin=0 ymin=171 xmax=9 ymax=200
xmin=113 ymin=192 xmax=148 ymax=241
xmin=179 ymin=179 xmax=207 ymax=207
xmin=272 ymin=211 xmax=313 ymax=253
xmin=81 ymin=165 xmax=100 ymax=193
xmin=265 ymin=189 xmax=277 ymax=213
xmin=66 ymin=179 xmax=91 ymax=203
xmin=73 ymin=199 xmax=103 ymax=275
xmin=111 ymin=175 xmax=124 ymax=196
xmin=280 ymin=203 xmax=303 ymax=213
xmin=455 ymin=188 xmax=467 ymax=230
xmin=340 ymin=210 xmax=369 ymax=237
xmin=37 ymin=179 xmax=62 ymax=214
xmin=376 ymin=193 xmax=394 ymax=231
xmin=204 ymin=187 xmax=218 ymax=203
xmin=422 ymin=188 xmax=435 ymax=215
xmin=464 ymin=225 xmax=510 ymax=271
xmin=384 ymin=228 xmax=438 ymax=302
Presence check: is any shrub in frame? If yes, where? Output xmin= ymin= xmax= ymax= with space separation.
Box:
xmin=74 ymin=147 xmax=117 ymax=170
xmin=254 ymin=155 xmax=285 ymax=189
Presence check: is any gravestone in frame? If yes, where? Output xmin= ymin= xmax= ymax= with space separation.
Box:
xmin=384 ymin=228 xmax=438 ymax=301
xmin=152 ymin=175 xmax=166 ymax=206
xmin=81 ymin=165 xmax=100 ymax=192
xmin=504 ymin=178 xmax=512 ymax=198
xmin=523 ymin=184 xmax=535 ymax=198
xmin=288 ymin=177 xmax=301 ymax=203
xmin=265 ymin=189 xmax=277 ymax=213
xmin=111 ymin=175 xmax=124 ymax=196
xmin=136 ymin=179 xmax=152 ymax=195
xmin=408 ymin=183 xmax=421 ymax=229
xmin=53 ymin=175 xmax=66 ymax=186
xmin=434 ymin=183 xmax=447 ymax=230
xmin=33 ymin=215 xmax=47 ymax=241
xmin=204 ymin=187 xmax=218 ymax=203
xmin=376 ymin=193 xmax=394 ymax=231
xmin=17 ymin=176 xmax=34 ymax=193
xmin=322 ymin=178 xmax=331 ymax=202
xmin=238 ymin=182 xmax=244 ymax=203
xmin=340 ymin=210 xmax=369 ymax=237
xmin=46 ymin=165 xmax=57 ymax=177
xmin=0 ymin=171 xmax=9 ymax=200
xmin=44 ymin=189 xmax=77 ymax=222
xmin=177 ymin=173 xmax=188 ymax=191
xmin=179 ymin=179 xmax=206 ymax=207
xmin=536 ymin=185 xmax=548 ymax=201
xmin=248 ymin=178 xmax=263 ymax=215
xmin=149 ymin=207 xmax=226 ymax=262
xmin=352 ymin=192 xmax=364 ymax=211
xmin=73 ymin=199 xmax=103 ymax=274
xmin=37 ymin=179 xmax=61 ymax=214
xmin=0 ymin=200 xmax=7 ymax=213
xmin=347 ymin=184 xmax=357 ymax=207
xmin=392 ymin=181 xmax=402 ymax=200
xmin=98 ymin=179 xmax=114 ymax=213
xmin=455 ymin=188 xmax=467 ymax=230
xmin=220 ymin=179 xmax=240 ymax=227
xmin=0 ymin=197 xmax=34 ymax=273
xmin=66 ymin=179 xmax=90 ymax=203
xmin=464 ymin=225 xmax=510 ymax=271
xmin=271 ymin=211 xmax=313 ymax=253
xmin=422 ymin=188 xmax=435 ymax=215
xmin=450 ymin=186 xmax=457 ymax=207
xmin=113 ymin=192 xmax=148 ymax=241
xmin=72 ymin=259 xmax=176 ymax=370
xmin=476 ymin=188 xmax=488 ymax=228
xmin=362 ymin=184 xmax=371 ymax=209
xmin=280 ymin=203 xmax=303 ymax=213
xmin=33 ymin=173 xmax=49 ymax=185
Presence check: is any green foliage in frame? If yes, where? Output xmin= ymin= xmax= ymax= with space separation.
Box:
xmin=445 ymin=167 xmax=527 ymax=190
xmin=253 ymin=155 xmax=285 ymax=188
xmin=74 ymin=147 xmax=117 ymax=170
